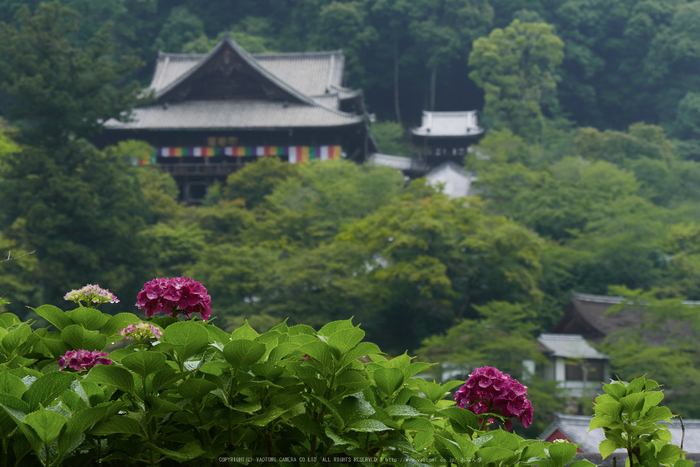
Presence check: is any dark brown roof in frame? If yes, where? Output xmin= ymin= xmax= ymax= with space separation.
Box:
xmin=553 ymin=293 xmax=700 ymax=346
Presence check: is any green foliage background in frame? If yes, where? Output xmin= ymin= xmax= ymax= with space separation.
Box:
xmin=3 ymin=0 xmax=700 ymax=440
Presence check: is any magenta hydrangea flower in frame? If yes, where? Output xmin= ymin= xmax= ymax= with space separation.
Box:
xmin=455 ymin=366 xmax=533 ymax=431
xmin=58 ymin=350 xmax=113 ymax=371
xmin=119 ymin=321 xmax=164 ymax=341
xmin=64 ymin=284 xmax=119 ymax=306
xmin=135 ymin=277 xmax=212 ymax=321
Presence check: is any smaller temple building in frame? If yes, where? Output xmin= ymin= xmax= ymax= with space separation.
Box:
xmin=411 ymin=110 xmax=484 ymax=165
xmin=527 ymin=333 xmax=609 ymax=398
xmin=98 ymin=34 xmax=374 ymax=203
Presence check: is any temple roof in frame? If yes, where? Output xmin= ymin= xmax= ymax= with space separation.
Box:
xmin=412 ymin=111 xmax=484 ymax=138
xmin=104 ymin=100 xmax=364 ymax=130
xmin=537 ymin=334 xmax=607 ymax=360
xmin=553 ymin=292 xmax=700 ymax=345
xmin=105 ymin=36 xmax=365 ymax=131
xmin=149 ymin=49 xmax=347 ymax=98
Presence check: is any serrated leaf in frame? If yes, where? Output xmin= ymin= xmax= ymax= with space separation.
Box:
xmin=178 ymin=378 xmax=216 ymax=399
xmin=22 ymin=372 xmax=74 ymax=411
xmin=603 ymin=381 xmax=627 ymax=400
xmin=222 ymin=339 xmax=265 ymax=370
xmin=199 ymin=361 xmax=229 ymax=376
xmin=599 ymin=438 xmax=618 ymax=459
xmin=341 ymin=341 xmax=381 ymax=367
xmin=100 ymin=313 xmax=141 ymax=339
xmin=548 ymin=442 xmax=577 ymax=467
xmin=569 ymin=461 xmax=598 ymax=467
xmin=327 ymin=328 xmax=364 ymax=356
xmin=2 ymin=324 xmax=31 ymax=354
xmin=325 ymin=426 xmax=359 ymax=446
xmin=655 ymin=444 xmax=680 ymax=464
xmin=230 ymin=321 xmax=259 ymax=340
xmin=61 ymin=325 xmax=106 ymax=352
xmin=302 ymin=340 xmax=334 ymax=375
xmin=58 ymin=405 xmax=109 ymax=455
xmin=374 ymin=368 xmax=404 ymax=398
xmin=34 ymin=305 xmax=73 ymax=331
xmin=440 ymin=406 xmax=479 ymax=434
xmin=318 ymin=319 xmax=354 ymax=337
xmin=161 ymin=321 xmax=209 ymax=361
xmin=346 ymin=419 xmax=391 ymax=432
xmin=0 ymin=313 xmax=21 ymax=328
xmin=386 ymin=404 xmax=422 ymax=417
xmin=83 ymin=365 xmax=134 ymax=395
xmin=68 ymin=307 xmax=109 ymax=330
xmin=24 ymin=408 xmax=66 ymax=447
xmin=0 ymin=371 xmax=27 ymax=396
xmin=90 ymin=416 xmax=144 ymax=437
xmin=402 ymin=417 xmax=434 ymax=432
xmin=478 ymin=447 xmax=516 ymax=465
xmin=641 ymin=391 xmax=664 ymax=417
xmin=120 ymin=352 xmax=166 ymax=381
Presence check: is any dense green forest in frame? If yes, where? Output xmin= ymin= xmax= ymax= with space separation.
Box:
xmin=3 ymin=0 xmax=700 ymax=435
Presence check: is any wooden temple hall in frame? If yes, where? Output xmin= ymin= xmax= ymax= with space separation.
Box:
xmin=97 ymin=34 xmax=376 ymax=203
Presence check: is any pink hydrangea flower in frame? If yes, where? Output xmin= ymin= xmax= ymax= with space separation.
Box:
xmin=64 ymin=284 xmax=119 ymax=306
xmin=58 ymin=350 xmax=113 ymax=371
xmin=455 ymin=366 xmax=533 ymax=431
xmin=119 ymin=321 xmax=163 ymax=341
xmin=135 ymin=277 xmax=212 ymax=320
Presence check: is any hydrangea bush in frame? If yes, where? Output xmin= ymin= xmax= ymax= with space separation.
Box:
xmin=0 ymin=279 xmax=687 ymax=466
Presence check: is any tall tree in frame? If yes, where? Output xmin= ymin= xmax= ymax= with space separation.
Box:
xmin=409 ymin=0 xmax=493 ymax=111
xmin=468 ymin=19 xmax=564 ymax=141
xmin=0 ymin=3 xmax=151 ymax=309
xmin=0 ymin=2 xmax=143 ymax=147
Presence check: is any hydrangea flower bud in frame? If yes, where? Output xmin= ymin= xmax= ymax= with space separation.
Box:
xmin=64 ymin=284 xmax=119 ymax=306
xmin=119 ymin=321 xmax=163 ymax=341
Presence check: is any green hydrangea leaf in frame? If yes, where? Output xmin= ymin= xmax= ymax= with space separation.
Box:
xmin=599 ymin=439 xmax=618 ymax=459
xmin=24 ymin=408 xmax=66 ymax=447
xmin=346 ymin=419 xmax=392 ymax=432
xmin=68 ymin=307 xmax=109 ymax=330
xmin=162 ymin=321 xmax=209 ymax=361
xmin=60 ymin=325 xmax=106 ymax=352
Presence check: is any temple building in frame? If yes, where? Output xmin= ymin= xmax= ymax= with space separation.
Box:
xmin=411 ymin=110 xmax=484 ymax=165
xmin=98 ymin=34 xmax=375 ymax=203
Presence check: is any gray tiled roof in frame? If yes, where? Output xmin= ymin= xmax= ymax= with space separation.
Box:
xmin=553 ymin=293 xmax=700 ymax=345
xmin=537 ymin=334 xmax=607 ymax=360
xmin=105 ymin=36 xmax=366 ymax=131
xmin=412 ymin=111 xmax=484 ymax=137
xmin=150 ymin=49 xmax=345 ymax=98
xmin=540 ymin=413 xmax=700 ymax=455
xmin=104 ymin=100 xmax=364 ymax=130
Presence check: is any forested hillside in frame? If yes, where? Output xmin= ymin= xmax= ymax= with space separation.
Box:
xmin=3 ymin=0 xmax=700 ymax=435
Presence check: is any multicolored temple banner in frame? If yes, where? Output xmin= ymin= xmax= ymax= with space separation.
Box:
xmin=131 ymin=152 xmax=157 ymax=166
xmin=154 ymin=146 xmax=342 ymax=163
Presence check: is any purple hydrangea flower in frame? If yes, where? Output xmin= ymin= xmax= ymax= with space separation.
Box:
xmin=64 ymin=284 xmax=119 ymax=306
xmin=135 ymin=277 xmax=212 ymax=321
xmin=119 ymin=321 xmax=164 ymax=341
xmin=455 ymin=366 xmax=534 ymax=431
xmin=58 ymin=350 xmax=113 ymax=371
